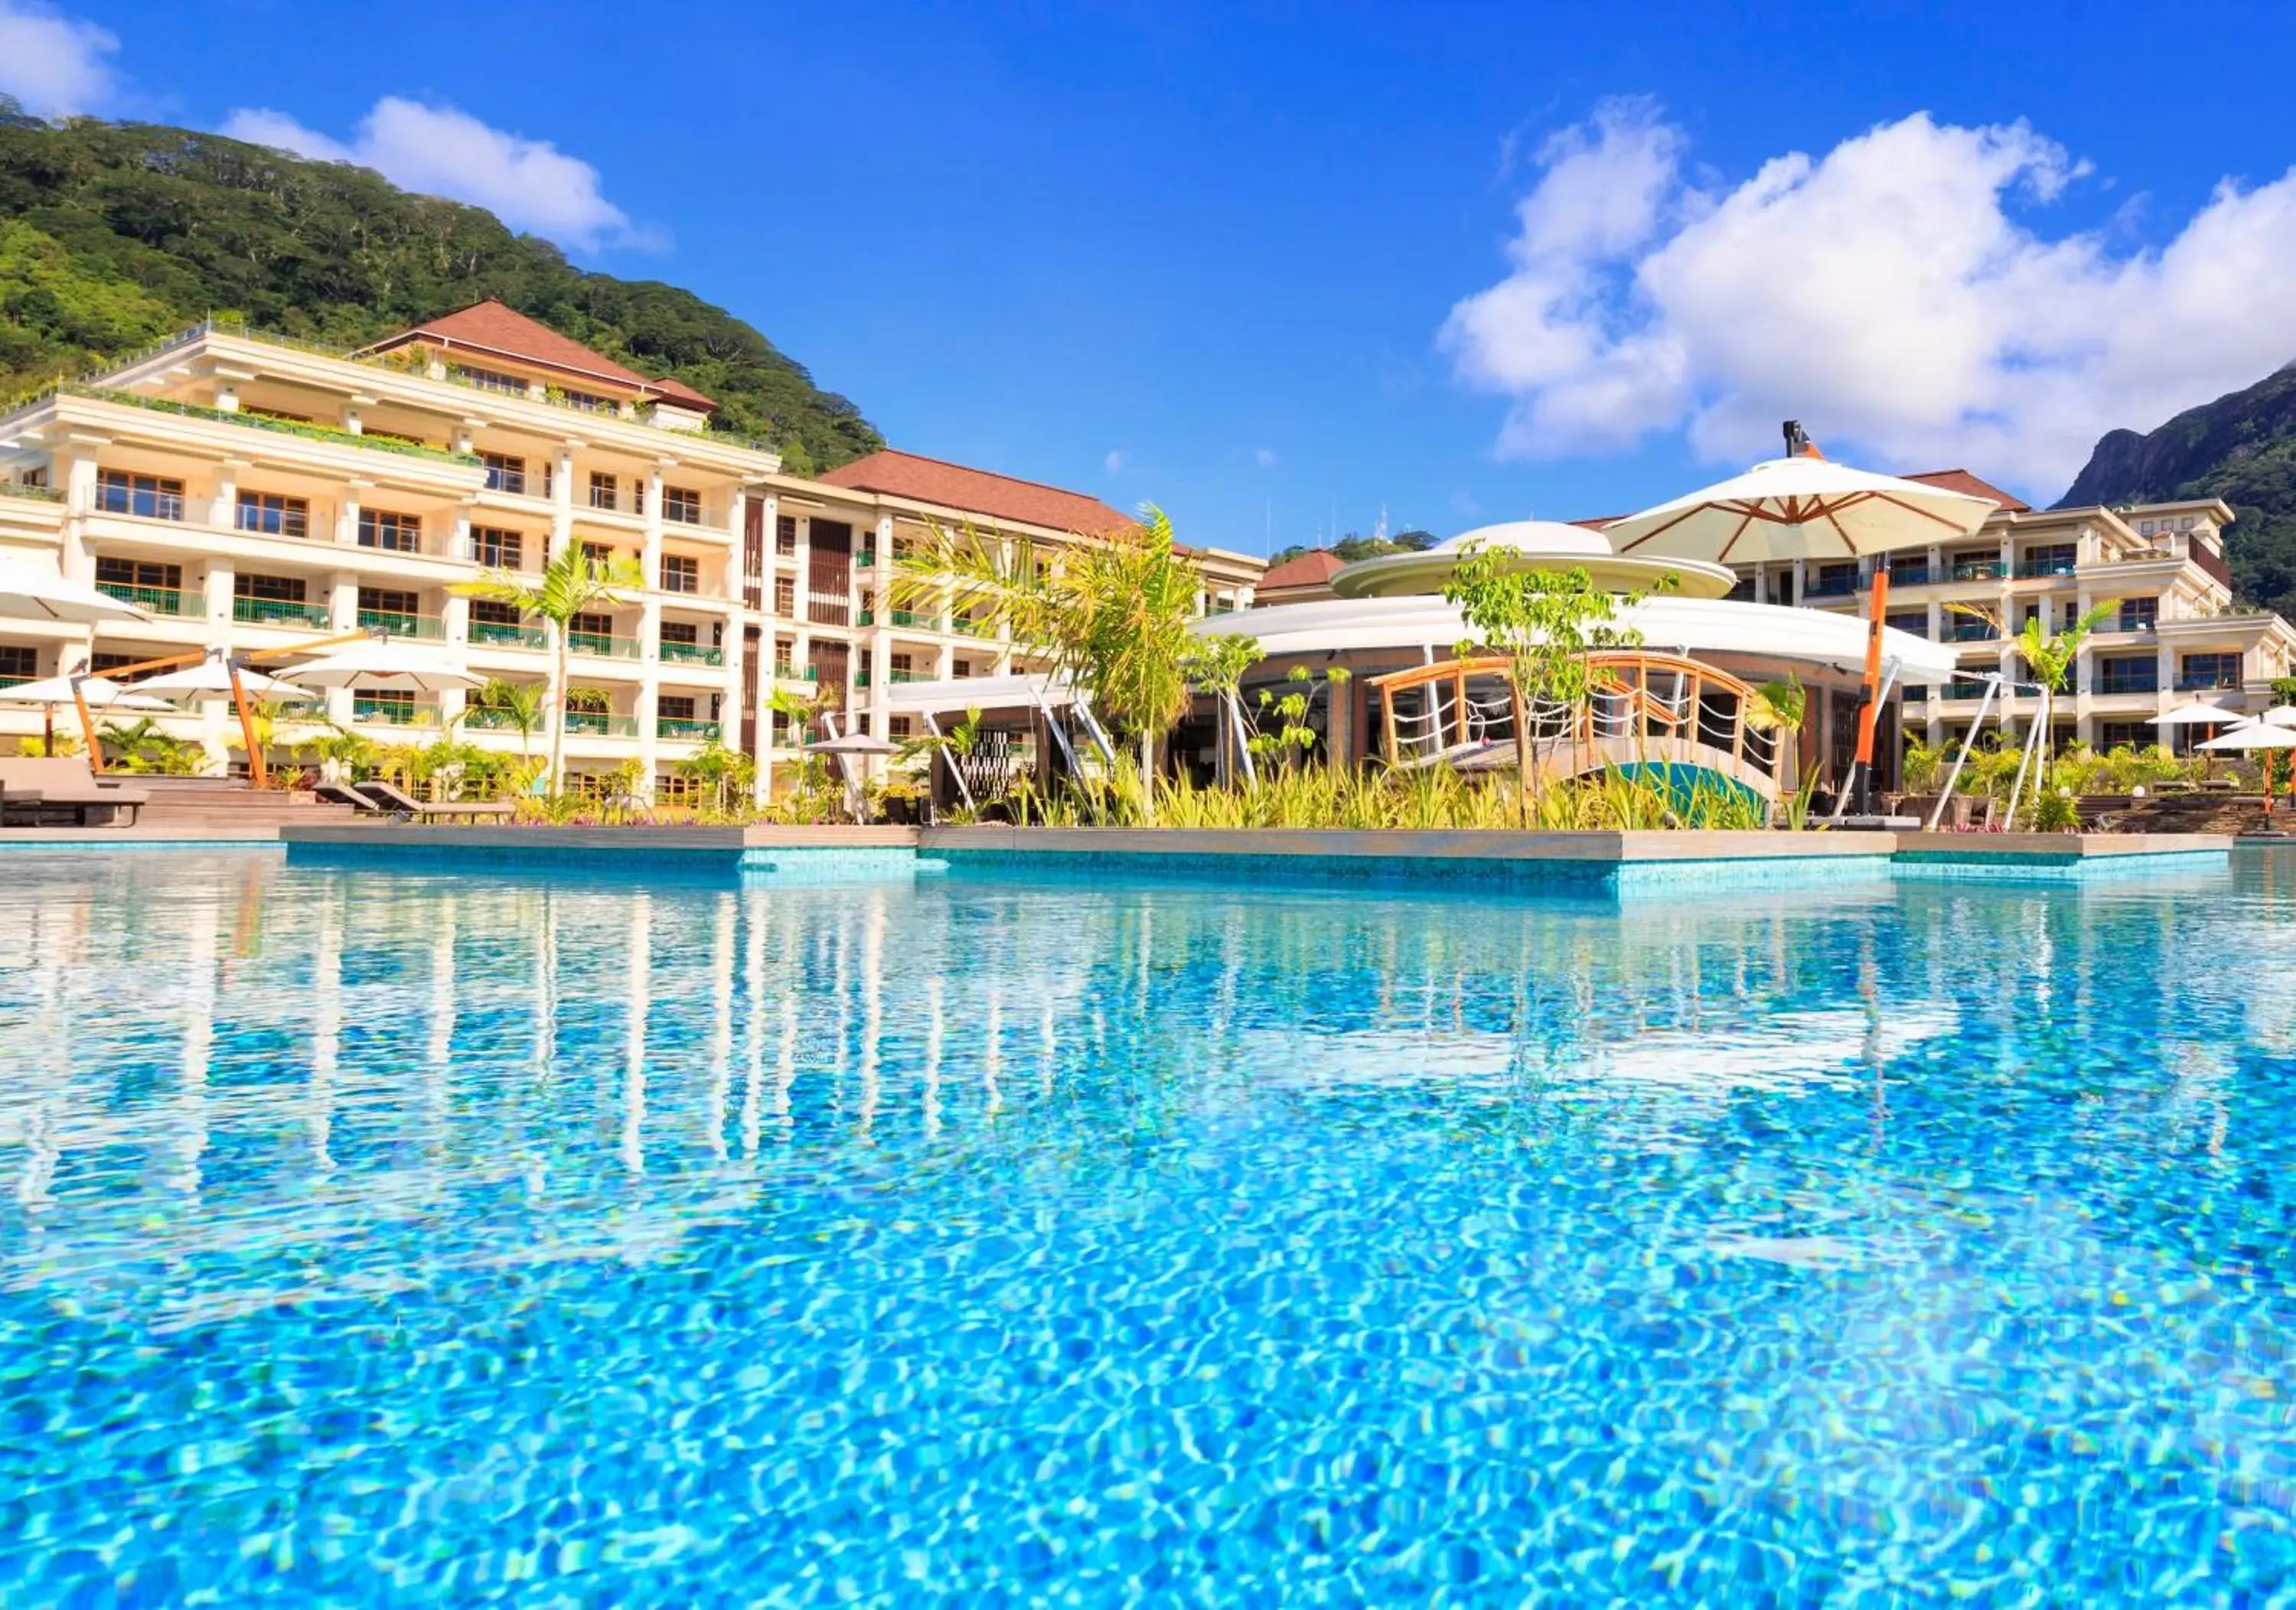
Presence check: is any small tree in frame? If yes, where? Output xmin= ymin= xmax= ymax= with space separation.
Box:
xmin=1440 ymin=544 xmax=1647 ymax=827
xmin=892 ymin=504 xmax=1207 ymax=802
xmin=1182 ymin=633 xmax=1266 ymax=784
xmin=1745 ymin=675 xmax=1808 ymax=798
xmin=468 ymin=677 xmax=546 ymax=760
xmin=2272 ymin=675 xmax=2296 ymax=708
xmin=452 ymin=546 xmax=644 ymax=794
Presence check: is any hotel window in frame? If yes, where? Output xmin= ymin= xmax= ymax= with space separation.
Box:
xmin=953 ymin=659 xmax=974 ymax=678
xmin=357 ymin=586 xmax=420 ymax=627
xmin=471 ymin=599 xmax=523 ymax=632
xmin=658 ymin=695 xmax=696 ymax=722
xmin=660 ymin=621 xmax=699 ymax=647
xmin=2092 ymin=655 xmax=2157 ymax=695
xmin=569 ymin=611 xmax=615 ymax=651
xmin=589 ymin=472 xmax=621 ymax=511
xmin=2118 ymin=596 xmax=2158 ymax=632
xmin=95 ymin=556 xmax=182 ymax=594
xmin=1885 ymin=612 xmax=1927 ymax=638
xmin=774 ymin=577 xmax=795 ymax=614
xmin=890 ymin=652 xmax=912 ymax=674
xmin=96 ymin=471 xmax=184 ymax=520
xmin=2139 ymin=520 xmax=2157 ymax=536
xmin=660 ymin=555 xmax=700 ymax=594
xmin=451 ymin=364 xmax=527 ymax=395
xmin=2180 ymin=652 xmax=2242 ymax=690
xmin=775 ymin=515 xmax=797 ymax=555
xmin=471 ymin=526 xmax=523 ymax=569
xmin=358 ymin=509 xmax=422 ymax=552
xmin=563 ymin=389 xmax=615 ymax=416
xmin=581 ymin=542 xmax=616 ymax=570
xmin=480 ymin=453 xmax=527 ymax=495
xmin=2020 ymin=543 xmax=2076 ymax=578
xmin=236 ymin=490 xmax=311 ymax=539
xmin=360 ymin=689 xmax=416 ymax=721
xmin=2098 ymin=722 xmax=2151 ymax=751
xmin=663 ymin=485 xmax=702 ymax=525
xmin=889 ymin=715 xmax=912 ymax=739
xmin=234 ymin=573 xmax=306 ymax=603
xmin=1812 ymin=562 xmax=1859 ymax=596
xmin=0 ymin=644 xmax=37 ymax=686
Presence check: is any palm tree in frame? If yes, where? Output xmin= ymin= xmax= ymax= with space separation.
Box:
xmin=452 ymin=546 xmax=643 ymax=792
xmin=468 ymin=677 xmax=546 ymax=760
xmin=892 ymin=505 xmax=1211 ymax=798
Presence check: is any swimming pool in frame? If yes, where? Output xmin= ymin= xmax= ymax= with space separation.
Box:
xmin=4 ymin=848 xmax=2294 ymax=1604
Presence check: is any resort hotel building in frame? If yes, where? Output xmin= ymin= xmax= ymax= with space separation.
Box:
xmin=1714 ymin=471 xmax=2296 ymax=751
xmin=0 ymin=303 xmax=1264 ymax=797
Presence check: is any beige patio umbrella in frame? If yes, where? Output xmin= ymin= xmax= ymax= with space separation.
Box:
xmin=0 ymin=673 xmax=172 ymax=757
xmin=1603 ymin=452 xmax=1999 ymax=565
xmin=133 ymin=655 xmax=317 ymax=701
xmin=282 ymin=640 xmax=484 ymax=694
xmin=2198 ymin=721 xmax=2296 ymax=823
xmin=0 ymin=556 xmax=152 ymax=626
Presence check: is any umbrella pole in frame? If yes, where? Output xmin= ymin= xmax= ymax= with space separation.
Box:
xmin=43 ymin=706 xmax=54 ymax=758
xmin=73 ymin=680 xmax=103 ymax=773
xmin=227 ymin=661 xmax=266 ymax=787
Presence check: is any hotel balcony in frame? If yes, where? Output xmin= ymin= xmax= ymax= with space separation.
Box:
xmin=232 ymin=596 xmax=332 ymax=629
xmin=357 ymin=608 xmax=448 ymax=641
xmin=658 ymin=639 xmax=726 ymax=669
xmin=95 ymin=582 xmax=197 ymax=618
xmin=469 ymin=620 xmax=550 ymax=651
xmin=656 ymin=716 xmax=719 ymax=743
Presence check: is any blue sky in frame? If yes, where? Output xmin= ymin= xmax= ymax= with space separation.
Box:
xmin=14 ymin=1 xmax=2296 ymax=554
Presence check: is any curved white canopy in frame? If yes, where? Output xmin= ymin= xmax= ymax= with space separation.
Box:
xmin=1189 ymin=593 xmax=1959 ymax=683
xmin=2200 ymin=722 xmax=2296 ymax=752
xmin=133 ymin=653 xmax=316 ymax=701
xmin=2148 ymin=702 xmax=2243 ymax=727
xmin=1330 ymin=518 xmax=1737 ymax=601
xmin=1603 ymin=456 xmax=1999 ymax=564
xmin=877 ymin=672 xmax=1083 ymax=715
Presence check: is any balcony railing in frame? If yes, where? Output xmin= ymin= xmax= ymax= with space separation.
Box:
xmin=93 ymin=484 xmax=193 ymax=522
xmin=947 ymin=616 xmax=993 ymax=637
xmin=96 ymin=582 xmax=194 ymax=617
xmin=1886 ymin=565 xmax=1934 ymax=586
xmin=1804 ymin=575 xmax=1860 ymax=598
xmin=2092 ymin=670 xmax=2161 ymax=696
xmin=2014 ymin=559 xmax=2077 ymax=578
xmin=351 ymin=696 xmax=437 ymax=726
xmin=656 ymin=716 xmax=719 ymax=741
xmin=357 ymin=609 xmax=447 ymax=640
xmin=233 ymin=596 xmax=331 ymax=628
xmin=2176 ymin=670 xmax=2243 ymax=691
xmin=564 ymin=711 xmax=640 ymax=737
xmin=1943 ymin=621 xmax=1998 ymax=643
xmin=470 ymin=620 xmax=548 ymax=650
xmin=1 ymin=481 xmax=63 ymax=503
xmin=659 ymin=640 xmax=724 ymax=667
xmin=482 ymin=464 xmax=529 ymax=496
xmin=1949 ymin=559 xmax=2007 ymax=581
xmin=567 ymin=632 xmax=641 ymax=659
xmin=1940 ymin=679 xmax=1994 ymax=700
xmin=856 ymin=549 xmax=878 ymax=569
xmin=62 ymin=384 xmax=481 ymax=466
xmin=461 ymin=706 xmax=536 ymax=731
xmin=857 ymin=607 xmax=925 ymax=628
xmin=771 ymin=662 xmax=817 ymax=681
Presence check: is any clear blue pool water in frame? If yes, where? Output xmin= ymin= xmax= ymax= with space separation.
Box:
xmin=5 ymin=848 xmax=2296 ymax=1605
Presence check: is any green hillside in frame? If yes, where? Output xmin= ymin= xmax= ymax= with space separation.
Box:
xmin=2055 ymin=363 xmax=2296 ymax=620
xmin=0 ymin=100 xmax=881 ymax=474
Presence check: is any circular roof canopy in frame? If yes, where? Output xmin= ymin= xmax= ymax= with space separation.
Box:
xmin=1329 ymin=518 xmax=1737 ymax=601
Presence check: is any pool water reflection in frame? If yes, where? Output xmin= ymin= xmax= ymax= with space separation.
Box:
xmin=4 ymin=849 xmax=2296 ymax=1604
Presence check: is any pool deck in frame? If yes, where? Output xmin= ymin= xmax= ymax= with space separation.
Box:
xmin=2 ymin=823 xmax=2238 ymax=889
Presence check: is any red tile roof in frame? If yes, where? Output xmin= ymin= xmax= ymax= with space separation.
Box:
xmin=379 ymin=299 xmax=651 ymax=392
xmin=1900 ymin=468 xmax=2029 ymax=513
xmin=1258 ymin=549 xmax=1345 ymax=589
xmin=816 ymin=450 xmax=1134 ymax=536
xmin=643 ymin=373 xmax=719 ymax=412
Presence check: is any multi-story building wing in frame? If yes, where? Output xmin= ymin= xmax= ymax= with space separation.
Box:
xmin=1725 ymin=470 xmax=2296 ymax=751
xmin=0 ymin=304 xmax=1264 ymax=797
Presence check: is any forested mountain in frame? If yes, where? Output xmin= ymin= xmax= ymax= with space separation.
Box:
xmin=0 ymin=102 xmax=880 ymax=474
xmin=2056 ymin=362 xmax=2296 ymax=620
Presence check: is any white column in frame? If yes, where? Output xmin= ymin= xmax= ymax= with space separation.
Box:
xmin=723 ymin=490 xmax=748 ymax=757
xmin=58 ymin=450 xmax=101 ymax=585
xmin=328 ymin=574 xmax=359 ymax=728
xmin=201 ymin=560 xmax=236 ymax=653
xmin=337 ymin=484 xmax=366 ymax=549
xmin=213 ymin=458 xmax=244 ymax=535
xmin=550 ymin=443 xmax=576 ymax=560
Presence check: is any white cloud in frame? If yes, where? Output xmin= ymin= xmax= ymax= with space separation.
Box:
xmin=1254 ymin=448 xmax=1279 ymax=468
xmin=1442 ymin=99 xmax=2296 ymax=497
xmin=1450 ymin=490 xmax=1482 ymax=518
xmin=0 ymin=2 xmax=118 ymax=117
xmin=221 ymin=97 xmax=637 ymax=251
xmin=1104 ymin=448 xmax=1127 ymax=474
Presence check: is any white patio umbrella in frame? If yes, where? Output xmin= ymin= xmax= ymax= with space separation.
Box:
xmin=806 ymin=732 xmax=899 ymax=823
xmin=282 ymin=640 xmax=484 ymax=693
xmin=2260 ymin=706 xmax=2296 ymax=728
xmin=2148 ymin=702 xmax=2242 ymax=727
xmin=133 ymin=657 xmax=317 ymax=700
xmin=2199 ymin=720 xmax=2296 ymax=822
xmin=0 ymin=556 xmax=152 ymax=624
xmin=1603 ymin=454 xmax=2000 ymax=565
xmin=0 ymin=673 xmax=173 ymax=756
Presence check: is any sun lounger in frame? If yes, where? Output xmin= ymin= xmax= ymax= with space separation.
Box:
xmin=315 ymin=781 xmax=388 ymax=815
xmin=0 ymin=758 xmax=151 ymax=826
xmin=352 ymin=779 xmax=514 ymax=823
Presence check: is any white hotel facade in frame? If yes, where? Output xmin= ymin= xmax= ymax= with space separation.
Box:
xmin=0 ymin=303 xmax=1263 ymax=797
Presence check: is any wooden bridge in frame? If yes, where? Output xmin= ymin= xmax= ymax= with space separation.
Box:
xmin=1367 ymin=651 xmax=1782 ymax=801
